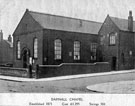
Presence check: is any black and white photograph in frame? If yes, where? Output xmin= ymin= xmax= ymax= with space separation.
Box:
xmin=1 ymin=0 xmax=135 ymax=105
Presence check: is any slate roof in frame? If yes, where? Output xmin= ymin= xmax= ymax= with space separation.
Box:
xmin=29 ymin=11 xmax=102 ymax=35
xmin=5 ymin=40 xmax=13 ymax=47
xmin=0 ymin=40 xmax=13 ymax=48
xmin=110 ymin=16 xmax=135 ymax=32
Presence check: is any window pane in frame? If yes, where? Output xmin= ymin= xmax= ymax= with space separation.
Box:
xmin=17 ymin=41 xmax=21 ymax=59
xmin=74 ymin=41 xmax=80 ymax=60
xmin=34 ymin=38 xmax=38 ymax=58
xmin=91 ymin=43 xmax=97 ymax=60
xmin=109 ymin=33 xmax=116 ymax=45
xmin=54 ymin=39 xmax=62 ymax=59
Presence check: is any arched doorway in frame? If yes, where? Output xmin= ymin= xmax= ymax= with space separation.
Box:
xmin=22 ymin=48 xmax=30 ymax=68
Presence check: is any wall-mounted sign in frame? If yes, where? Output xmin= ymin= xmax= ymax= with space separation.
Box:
xmin=69 ymin=52 xmax=72 ymax=56
xmin=129 ymin=51 xmax=132 ymax=55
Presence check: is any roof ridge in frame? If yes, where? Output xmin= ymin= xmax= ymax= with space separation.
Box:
xmin=29 ymin=10 xmax=102 ymax=24
xmin=110 ymin=15 xmax=135 ymax=22
xmin=110 ymin=16 xmax=128 ymax=20
xmin=109 ymin=15 xmax=135 ymax=32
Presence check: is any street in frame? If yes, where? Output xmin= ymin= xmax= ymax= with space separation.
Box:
xmin=0 ymin=70 xmax=135 ymax=93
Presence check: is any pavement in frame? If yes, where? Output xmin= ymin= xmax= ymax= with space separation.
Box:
xmin=0 ymin=69 xmax=135 ymax=93
xmin=87 ymin=80 xmax=135 ymax=93
xmin=0 ymin=69 xmax=135 ymax=82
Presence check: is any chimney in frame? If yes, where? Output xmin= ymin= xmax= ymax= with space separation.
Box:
xmin=0 ymin=30 xmax=3 ymax=42
xmin=128 ymin=11 xmax=133 ymax=31
xmin=8 ymin=34 xmax=12 ymax=42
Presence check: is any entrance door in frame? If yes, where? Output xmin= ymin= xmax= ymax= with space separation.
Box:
xmin=112 ymin=56 xmax=117 ymax=70
xmin=22 ymin=50 xmax=28 ymax=68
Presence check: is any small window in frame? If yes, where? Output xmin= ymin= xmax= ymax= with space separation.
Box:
xmin=109 ymin=33 xmax=116 ymax=45
xmin=34 ymin=38 xmax=38 ymax=58
xmin=91 ymin=43 xmax=97 ymax=61
xmin=74 ymin=41 xmax=80 ymax=60
xmin=17 ymin=40 xmax=21 ymax=59
xmin=54 ymin=39 xmax=62 ymax=60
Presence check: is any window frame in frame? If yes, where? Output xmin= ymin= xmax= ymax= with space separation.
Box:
xmin=54 ymin=39 xmax=62 ymax=60
xmin=16 ymin=40 xmax=21 ymax=60
xmin=74 ymin=41 xmax=80 ymax=60
xmin=90 ymin=43 xmax=97 ymax=61
xmin=33 ymin=37 xmax=38 ymax=59
xmin=109 ymin=32 xmax=116 ymax=45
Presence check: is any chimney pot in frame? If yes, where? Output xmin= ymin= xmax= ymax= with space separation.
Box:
xmin=0 ymin=30 xmax=3 ymax=42
xmin=26 ymin=9 xmax=29 ymax=11
xmin=8 ymin=34 xmax=12 ymax=42
xmin=129 ymin=11 xmax=132 ymax=16
xmin=128 ymin=11 xmax=133 ymax=31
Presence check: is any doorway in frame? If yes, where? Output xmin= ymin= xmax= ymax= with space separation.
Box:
xmin=22 ymin=49 xmax=28 ymax=68
xmin=112 ymin=56 xmax=117 ymax=70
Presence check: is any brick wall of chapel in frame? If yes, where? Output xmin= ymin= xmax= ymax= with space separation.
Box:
xmin=13 ymin=11 xmax=43 ymax=68
xmin=43 ymin=29 xmax=99 ymax=65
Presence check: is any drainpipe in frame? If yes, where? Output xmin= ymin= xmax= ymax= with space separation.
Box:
xmin=117 ymin=31 xmax=120 ymax=70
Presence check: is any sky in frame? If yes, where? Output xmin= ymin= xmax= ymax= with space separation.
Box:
xmin=0 ymin=0 xmax=135 ymax=39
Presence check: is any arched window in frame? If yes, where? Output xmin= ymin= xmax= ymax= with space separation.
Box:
xmin=17 ymin=40 xmax=21 ymax=59
xmin=54 ymin=39 xmax=62 ymax=60
xmin=33 ymin=38 xmax=38 ymax=58
xmin=74 ymin=41 xmax=80 ymax=60
xmin=109 ymin=33 xmax=116 ymax=45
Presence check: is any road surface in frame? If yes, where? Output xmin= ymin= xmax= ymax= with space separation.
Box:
xmin=0 ymin=70 xmax=135 ymax=93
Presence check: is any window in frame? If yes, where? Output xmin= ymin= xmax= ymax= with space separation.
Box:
xmin=54 ymin=39 xmax=62 ymax=60
xmin=109 ymin=33 xmax=116 ymax=45
xmin=17 ymin=40 xmax=21 ymax=59
xmin=74 ymin=41 xmax=80 ymax=60
xmin=34 ymin=38 xmax=38 ymax=58
xmin=91 ymin=43 xmax=97 ymax=61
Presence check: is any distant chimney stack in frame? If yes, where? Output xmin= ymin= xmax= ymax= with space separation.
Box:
xmin=128 ymin=11 xmax=133 ymax=31
xmin=8 ymin=34 xmax=12 ymax=42
xmin=0 ymin=30 xmax=3 ymax=42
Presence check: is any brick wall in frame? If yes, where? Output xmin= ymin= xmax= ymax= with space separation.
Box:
xmin=13 ymin=11 xmax=43 ymax=68
xmin=99 ymin=16 xmax=119 ymax=70
xmin=38 ymin=62 xmax=110 ymax=78
xmin=43 ymin=29 xmax=99 ymax=65
xmin=119 ymin=31 xmax=135 ymax=70
xmin=0 ymin=67 xmax=28 ymax=77
xmin=0 ymin=40 xmax=13 ymax=65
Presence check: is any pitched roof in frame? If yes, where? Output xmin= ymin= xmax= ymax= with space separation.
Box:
xmin=29 ymin=11 xmax=102 ymax=35
xmin=5 ymin=40 xmax=13 ymax=47
xmin=110 ymin=16 xmax=135 ymax=32
xmin=0 ymin=40 xmax=13 ymax=48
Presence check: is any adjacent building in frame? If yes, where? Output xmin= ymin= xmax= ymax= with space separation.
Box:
xmin=0 ymin=30 xmax=13 ymax=66
xmin=99 ymin=11 xmax=135 ymax=70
